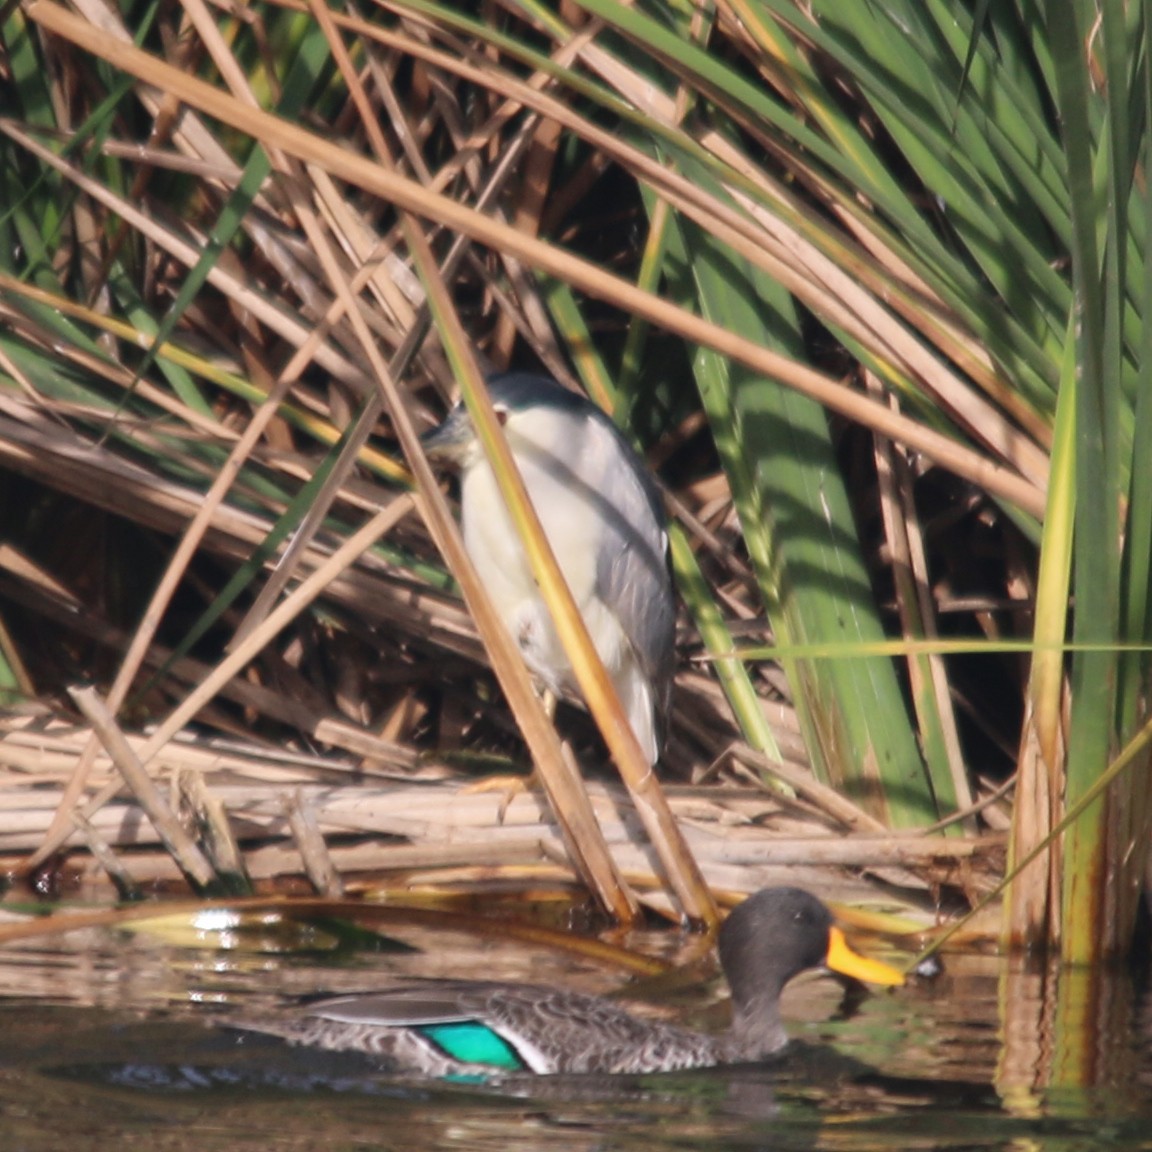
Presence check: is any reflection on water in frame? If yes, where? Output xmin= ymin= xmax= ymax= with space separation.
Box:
xmin=1 ymin=913 xmax=1152 ymax=1150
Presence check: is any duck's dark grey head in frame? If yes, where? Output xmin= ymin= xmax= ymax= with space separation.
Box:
xmin=719 ymin=888 xmax=832 ymax=1007
xmin=718 ymin=887 xmax=903 ymax=1060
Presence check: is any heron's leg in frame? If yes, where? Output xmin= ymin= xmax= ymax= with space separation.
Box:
xmin=461 ymin=687 xmax=557 ymax=820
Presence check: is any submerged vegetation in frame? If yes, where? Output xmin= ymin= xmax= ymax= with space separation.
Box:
xmin=0 ymin=0 xmax=1149 ymax=960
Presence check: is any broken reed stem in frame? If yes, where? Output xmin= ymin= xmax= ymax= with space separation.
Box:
xmin=71 ymin=811 xmax=139 ymax=900
xmin=282 ymin=788 xmax=345 ymax=898
xmin=182 ymin=771 xmax=251 ymax=893
xmin=67 ymin=684 xmax=216 ymax=890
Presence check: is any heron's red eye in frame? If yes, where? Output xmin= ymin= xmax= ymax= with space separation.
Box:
xmin=495 ymin=408 xmax=510 ymax=427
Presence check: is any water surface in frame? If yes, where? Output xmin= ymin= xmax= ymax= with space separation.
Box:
xmin=1 ymin=906 xmax=1149 ymax=1151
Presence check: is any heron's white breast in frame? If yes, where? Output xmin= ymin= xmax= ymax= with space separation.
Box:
xmin=458 ymin=407 xmax=628 ymax=679
xmin=460 ymin=407 xmax=609 ymax=609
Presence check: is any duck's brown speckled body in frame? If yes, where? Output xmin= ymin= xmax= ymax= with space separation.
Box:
xmin=227 ymin=887 xmax=903 ymax=1078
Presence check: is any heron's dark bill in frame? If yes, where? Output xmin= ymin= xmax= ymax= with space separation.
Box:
xmin=420 ymin=409 xmax=473 ymax=463
xmin=824 ymin=926 xmax=905 ymax=986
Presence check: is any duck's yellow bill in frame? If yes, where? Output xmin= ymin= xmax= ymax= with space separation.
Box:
xmin=825 ymin=926 xmax=905 ymax=986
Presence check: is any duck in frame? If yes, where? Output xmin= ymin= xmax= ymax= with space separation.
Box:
xmin=226 ymin=887 xmax=904 ymax=1077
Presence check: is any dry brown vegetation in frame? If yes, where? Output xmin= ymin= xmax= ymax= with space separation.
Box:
xmin=4 ymin=0 xmax=1137 ymax=952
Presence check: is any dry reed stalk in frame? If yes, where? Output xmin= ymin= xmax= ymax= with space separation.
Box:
xmin=70 ymin=812 xmax=138 ymax=898
xmin=867 ymin=371 xmax=973 ymax=826
xmin=406 ymin=215 xmax=715 ymax=923
xmin=180 ymin=771 xmax=250 ymax=888
xmin=68 ymin=685 xmax=216 ymax=889
xmin=282 ymin=789 xmax=344 ymax=898
xmin=398 ymin=239 xmax=640 ymax=919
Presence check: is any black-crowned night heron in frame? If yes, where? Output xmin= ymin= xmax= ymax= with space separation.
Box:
xmin=423 ymin=372 xmax=676 ymax=765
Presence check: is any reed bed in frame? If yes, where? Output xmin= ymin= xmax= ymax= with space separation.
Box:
xmin=6 ymin=0 xmax=1149 ymax=959
xmin=0 ymin=712 xmax=1004 ymax=912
